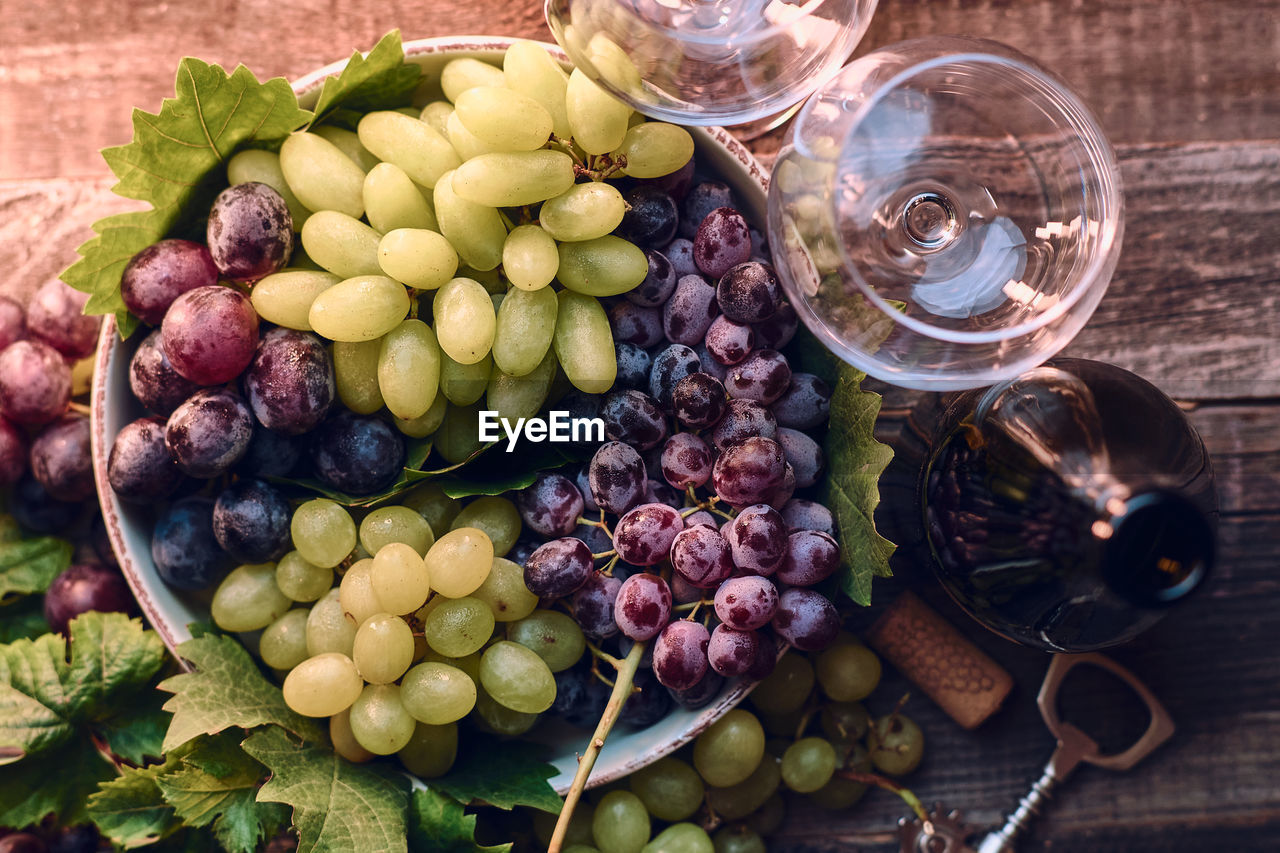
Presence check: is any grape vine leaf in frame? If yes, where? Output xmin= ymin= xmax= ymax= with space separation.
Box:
xmin=431 ymin=737 xmax=561 ymax=813
xmin=306 ymin=29 xmax=423 ymax=129
xmin=0 ymin=612 xmax=166 ymax=762
xmin=158 ymin=632 xmax=323 ymax=752
xmin=408 ymin=788 xmax=513 ymax=853
xmin=97 ymin=688 xmax=173 ymax=766
xmin=0 ymin=733 xmax=116 ymax=828
xmin=242 ymin=726 xmax=410 ymax=853
xmin=87 ymin=749 xmax=187 ymax=848
xmin=0 ymin=534 xmax=73 ymax=602
xmin=61 ymin=58 xmax=312 ymax=335
xmin=0 ymin=597 xmax=49 ymax=644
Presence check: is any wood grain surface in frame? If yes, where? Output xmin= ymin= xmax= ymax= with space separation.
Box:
xmin=1 ymin=1 xmax=1277 ymax=851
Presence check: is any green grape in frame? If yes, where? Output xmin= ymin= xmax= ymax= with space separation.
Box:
xmin=780 ymin=737 xmax=837 ymax=793
xmin=363 ymin=162 xmax=438 ymax=233
xmin=226 ymin=148 xmax=310 ymax=229
xmin=566 ymin=68 xmax=632 ymax=155
xmin=556 ymin=236 xmax=649 ymax=297
xmin=749 ymin=652 xmax=814 ymax=715
xmin=300 ymin=211 xmax=382 ymax=279
xmin=807 ymin=745 xmax=870 ymax=810
xmin=459 ymin=265 xmax=504 ymax=293
xmin=395 ymin=393 xmax=447 ymax=438
xmin=400 ymin=481 xmax=462 ymax=535
xmin=377 ymin=319 xmax=441 ymax=421
xmin=398 ymin=721 xmax=458 ymax=777
xmin=419 ymin=101 xmax=453 ymax=137
xmin=693 ymin=709 xmax=766 ymax=787
xmin=613 ymin=122 xmax=695 ymax=179
xmin=279 ymin=131 xmax=366 ymax=218
xmin=331 ymin=340 xmax=385 ymax=416
xmin=816 ymin=641 xmax=881 ymax=702
xmin=212 ymin=563 xmax=290 ymax=633
xmin=329 ymin=708 xmax=375 ymax=763
xmin=348 ymin=683 xmax=416 ymax=755
xmin=501 ymin=225 xmax=559 ymax=292
xmin=472 ymin=687 xmax=538 ymax=736
xmin=259 ymin=609 xmax=311 ymax=670
xmin=433 ymin=170 xmax=507 ymax=271
xmin=452 ymin=151 xmax=576 ymax=208
xmin=486 ymin=347 xmax=557 ymax=423
xmin=309 ymin=276 xmax=410 ymax=342
xmin=470 ymin=557 xmax=538 ymax=622
xmin=439 ymin=351 xmax=491 ymax=406
xmin=703 ymin=753 xmax=780 ymax=820
xmin=360 ymin=506 xmax=435 ymax=557
xmin=591 ymin=790 xmax=650 ymax=853
xmin=400 ymin=661 xmax=477 ymax=724
xmin=759 ymin=705 xmax=807 ymax=738
xmin=451 ymin=497 xmax=521 ymax=557
xmin=821 ymin=702 xmax=872 ymax=755
xmin=282 ymin=652 xmax=362 ymax=717
xmin=356 ymin=111 xmax=460 ymax=189
xmin=743 ymin=792 xmax=786 ymax=836
xmin=711 ymin=826 xmax=766 ymax=853
xmin=492 ymin=285 xmax=557 ymax=376
xmin=867 ymin=713 xmax=925 ymax=776
xmin=352 ymin=613 xmax=415 ymax=684
xmin=249 ymin=270 xmax=339 ymax=331
xmin=313 ymin=124 xmax=380 ymax=172
xmin=629 ymin=757 xmax=704 ymax=822
xmin=291 ymin=499 xmax=356 ymax=568
xmin=454 ymin=86 xmax=554 ymax=151
xmin=642 ymin=823 xmax=714 ymax=853
xmin=503 ymin=41 xmax=572 ymax=139
xmin=478 ymin=640 xmax=556 ymax=713
xmin=425 ymin=527 xmax=495 ymax=599
xmin=506 ymin=610 xmax=585 ymax=673
xmin=275 ymin=550 xmax=333 ymax=602
xmin=533 ymin=802 xmax=595 ymax=848
xmin=423 ymin=597 xmax=495 ymax=657
xmin=306 ymin=589 xmax=357 ymax=656
xmin=538 ymin=182 xmax=627 ymax=242
xmin=377 ymin=228 xmax=458 ymax=291
xmin=434 ymin=402 xmax=485 ymax=464
xmin=446 ymin=110 xmax=501 ymax=161
xmin=339 ymin=558 xmax=383 ymax=626
xmin=370 ymin=542 xmax=432 ymax=615
xmin=433 ymin=277 xmax=497 ymax=365
xmin=421 ymin=647 xmax=483 ymax=682
xmin=441 ymin=57 xmax=506 ymax=101
xmin=554 ymin=290 xmax=617 ymax=394
xmin=582 ymin=31 xmax=644 ymax=94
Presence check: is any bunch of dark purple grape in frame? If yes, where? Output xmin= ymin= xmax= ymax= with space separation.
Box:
xmin=514 ymin=178 xmax=842 ymax=707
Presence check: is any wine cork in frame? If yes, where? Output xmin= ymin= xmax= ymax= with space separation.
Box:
xmin=866 ymin=591 xmax=1013 ymax=730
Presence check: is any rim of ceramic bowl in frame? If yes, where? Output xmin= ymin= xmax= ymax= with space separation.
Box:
xmin=90 ymin=34 xmax=771 ymax=793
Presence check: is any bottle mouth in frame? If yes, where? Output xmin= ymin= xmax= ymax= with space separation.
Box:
xmin=1101 ymin=490 xmax=1214 ymax=608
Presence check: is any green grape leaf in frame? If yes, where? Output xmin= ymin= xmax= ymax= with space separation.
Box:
xmin=0 ymin=613 xmax=166 ymax=762
xmin=87 ymin=751 xmax=186 ymax=848
xmin=431 ymin=738 xmax=561 ymax=813
xmin=0 ymin=733 xmax=116 ymax=828
xmin=154 ymin=730 xmax=288 ymax=853
xmin=158 ymin=632 xmax=323 ymax=753
xmin=307 ymin=30 xmax=422 ymax=129
xmin=0 ymin=534 xmax=72 ymax=602
xmin=0 ymin=597 xmax=50 ymax=644
xmin=242 ymin=726 xmax=410 ymax=853
xmin=821 ymin=364 xmax=896 ymax=606
xmin=61 ymin=58 xmax=312 ymax=333
xmin=408 ymin=788 xmax=512 ymax=853
xmin=97 ymin=688 xmax=173 ymax=766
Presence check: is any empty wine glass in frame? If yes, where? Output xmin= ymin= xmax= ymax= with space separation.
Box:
xmin=544 ymin=0 xmax=879 ymax=126
xmin=767 ymin=36 xmax=1124 ymax=390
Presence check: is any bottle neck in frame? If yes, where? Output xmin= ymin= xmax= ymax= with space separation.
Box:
xmin=1099 ymin=489 xmax=1214 ymax=608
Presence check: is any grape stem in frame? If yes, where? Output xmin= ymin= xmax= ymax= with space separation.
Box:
xmin=548 ymin=639 xmax=648 ymax=853
xmin=67 ymin=401 xmax=92 ymax=416
xmin=584 ymin=638 xmax=623 ymax=669
xmin=836 ymin=770 xmax=929 ymax=823
xmin=591 ymin=549 xmax=617 ymax=561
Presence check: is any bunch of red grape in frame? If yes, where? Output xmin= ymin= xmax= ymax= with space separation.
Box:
xmin=513 ymin=180 xmax=841 ymax=705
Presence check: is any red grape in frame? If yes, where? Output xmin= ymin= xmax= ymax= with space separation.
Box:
xmin=308 ymin=411 xmax=405 ymax=495
xmin=665 ymin=238 xmax=698 ymax=278
xmin=714 ymin=576 xmax=779 ymax=630
xmin=709 ymin=399 xmax=777 ymax=452
xmin=523 ymin=537 xmax=594 ymax=599
xmin=161 ymin=285 xmax=259 ymax=385
xmin=43 ymin=563 xmax=137 ymax=635
xmin=660 ymin=432 xmax=713 ymax=490
xmin=206 ymin=182 xmax=293 ymax=281
xmin=0 ymin=295 xmax=25 ymax=350
xmin=0 ymin=340 xmax=71 ymax=425
xmin=724 ymin=504 xmax=788 ymax=576
xmin=600 ymin=389 xmax=668 ymax=451
xmin=693 ymin=207 xmax=752 ymax=279
xmin=212 ymin=478 xmax=292 ymax=563
xmin=129 ymin=329 xmax=201 ymax=416
xmin=517 ymin=472 xmax=585 ymax=538
xmin=679 ymin=181 xmax=734 ymax=239
xmin=775 ymin=530 xmax=841 ymax=587
xmin=588 ymin=441 xmax=647 ymax=515
xmin=716 ymin=261 xmax=780 ymax=324
xmin=573 ymin=571 xmax=622 ymax=638
xmin=669 ymin=668 xmax=726 ymax=709
xmin=712 ymin=437 xmax=787 ymax=509
xmin=772 ymin=588 xmax=840 ymax=651
xmin=777 ymin=428 xmax=824 ymax=488
xmin=672 ymin=372 xmax=726 ymax=430
xmin=243 ymin=327 xmax=335 ymax=435
xmin=609 ymin=301 xmax=664 ymax=348
xmin=781 ymin=499 xmax=836 ymax=537
xmin=648 ymin=344 xmax=701 ymax=411
xmin=27 ymin=279 xmax=100 ymax=360
xmin=670 ymin=523 xmax=733 ymax=589
xmin=151 ymin=496 xmax=229 ymax=590
xmin=770 ymin=373 xmax=831 ymax=430
xmin=0 ymin=416 xmax=27 ymax=486
xmin=615 ymin=342 xmax=653 ymax=390
xmin=707 ymin=624 xmax=763 ymax=677
xmin=725 ymin=349 xmax=791 ymax=405
xmin=107 ymin=416 xmax=184 ymax=503
xmin=29 ymin=413 xmax=94 ymax=502
xmin=618 ymin=185 xmax=678 ymax=248
xmin=704 ymin=315 xmax=755 ymax=366
xmin=164 ymin=388 xmax=253 ymax=477
xmin=120 ymin=238 xmax=219 ymax=325
xmin=625 ymin=248 xmax=678 ymax=307
xmin=613 ymin=503 xmax=684 ymax=566
xmin=614 ymin=572 xmax=672 ymax=641
xmin=752 ymin=301 xmax=798 ymax=350
xmin=653 ymin=619 xmax=710 ymax=690
xmin=663 ymin=275 xmax=718 ymax=346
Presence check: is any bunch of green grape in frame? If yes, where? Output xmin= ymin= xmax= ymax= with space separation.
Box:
xmin=233 ymin=41 xmax=695 ymax=454
xmin=528 ymin=633 xmax=923 ymax=853
xmin=207 ymin=480 xmax=592 ymax=775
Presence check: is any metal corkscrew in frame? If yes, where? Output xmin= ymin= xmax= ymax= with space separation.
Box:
xmin=898 ymin=652 xmax=1177 ymax=853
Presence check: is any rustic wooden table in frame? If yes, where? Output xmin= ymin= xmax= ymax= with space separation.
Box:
xmin=1 ymin=1 xmax=1276 ymax=851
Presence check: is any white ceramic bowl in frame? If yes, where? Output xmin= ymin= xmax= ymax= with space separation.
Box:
xmin=90 ymin=35 xmax=770 ymax=794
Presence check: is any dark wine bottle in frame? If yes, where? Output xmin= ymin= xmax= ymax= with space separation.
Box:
xmin=921 ymin=358 xmax=1216 ymax=652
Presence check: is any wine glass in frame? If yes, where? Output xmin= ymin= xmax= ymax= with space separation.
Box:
xmin=767 ymin=36 xmax=1125 ymax=390
xmin=544 ymin=0 xmax=879 ymax=126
